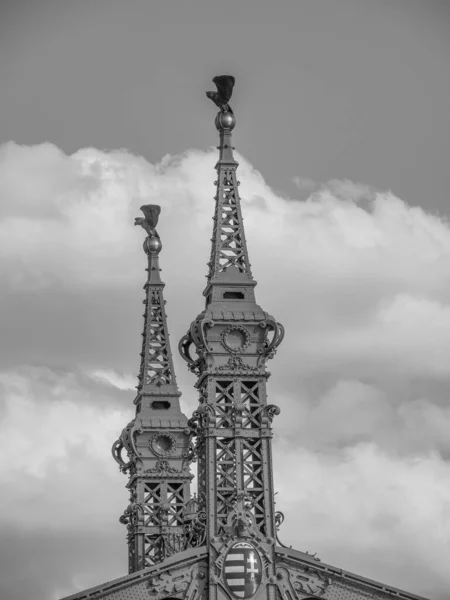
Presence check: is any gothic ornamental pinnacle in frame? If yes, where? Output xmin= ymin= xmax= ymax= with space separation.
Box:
xmin=62 ymin=77 xmax=429 ymax=600
xmin=111 ymin=204 xmax=194 ymax=572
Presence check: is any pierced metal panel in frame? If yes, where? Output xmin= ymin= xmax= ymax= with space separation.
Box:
xmin=106 ymin=581 xmax=152 ymax=600
xmin=144 ymin=534 xmax=165 ymax=567
xmin=208 ymin=167 xmax=252 ymax=279
xmin=167 ymin=482 xmax=185 ymax=526
xmin=215 ymin=380 xmax=234 ymax=428
xmin=139 ymin=289 xmax=174 ymax=387
xmin=242 ymin=438 xmax=265 ymax=530
xmin=216 ymin=436 xmax=237 ymax=531
xmin=324 ymin=584 xmax=378 ymax=600
xmin=239 ymin=381 xmax=262 ymax=429
xmin=143 ymin=482 xmax=162 ymax=526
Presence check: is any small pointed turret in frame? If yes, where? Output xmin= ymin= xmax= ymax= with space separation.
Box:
xmin=112 ymin=206 xmax=193 ymax=572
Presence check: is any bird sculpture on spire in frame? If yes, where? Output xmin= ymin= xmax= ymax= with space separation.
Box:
xmin=134 ymin=204 xmax=161 ymax=238
xmin=206 ymin=75 xmax=235 ymax=114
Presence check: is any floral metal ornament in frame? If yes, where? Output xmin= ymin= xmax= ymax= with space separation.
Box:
xmin=220 ymin=325 xmax=251 ymax=354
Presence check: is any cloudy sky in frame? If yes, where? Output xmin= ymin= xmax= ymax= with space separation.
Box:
xmin=0 ymin=1 xmax=450 ymax=599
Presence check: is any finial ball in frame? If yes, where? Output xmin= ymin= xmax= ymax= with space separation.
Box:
xmin=215 ymin=111 xmax=236 ymax=131
xmin=144 ymin=236 xmax=162 ymax=254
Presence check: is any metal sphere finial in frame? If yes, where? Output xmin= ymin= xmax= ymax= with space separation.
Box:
xmin=215 ymin=111 xmax=236 ymax=131
xmin=144 ymin=235 xmax=162 ymax=255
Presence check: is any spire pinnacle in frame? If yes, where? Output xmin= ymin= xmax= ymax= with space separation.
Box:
xmin=134 ymin=205 xmax=180 ymax=397
xmin=204 ymin=106 xmax=256 ymax=303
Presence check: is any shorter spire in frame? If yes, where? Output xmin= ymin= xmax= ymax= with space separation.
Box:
xmin=134 ymin=205 xmax=180 ymax=397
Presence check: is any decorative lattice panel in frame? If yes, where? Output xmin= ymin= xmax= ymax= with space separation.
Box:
xmin=138 ymin=289 xmax=174 ymax=388
xmin=240 ymin=380 xmax=262 ymax=428
xmin=167 ymin=482 xmax=185 ymax=526
xmin=208 ymin=167 xmax=251 ymax=278
xmin=323 ymin=584 xmax=381 ymax=600
xmin=214 ymin=380 xmax=234 ymax=428
xmin=144 ymin=534 xmax=164 ymax=567
xmin=216 ymin=436 xmax=236 ymax=531
xmin=143 ymin=482 xmax=162 ymax=526
xmin=242 ymin=438 xmax=265 ymax=529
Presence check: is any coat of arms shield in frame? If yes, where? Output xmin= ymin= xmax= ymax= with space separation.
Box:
xmin=224 ymin=541 xmax=262 ymax=598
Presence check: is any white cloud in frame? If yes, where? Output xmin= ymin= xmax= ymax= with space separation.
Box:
xmin=273 ymin=442 xmax=450 ymax=597
xmin=0 ymin=366 xmax=127 ymax=530
xmin=90 ymin=369 xmax=136 ymax=391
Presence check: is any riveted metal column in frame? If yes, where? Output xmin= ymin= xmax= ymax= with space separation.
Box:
xmin=234 ymin=377 xmax=245 ymax=495
xmin=206 ymin=377 xmax=218 ymax=540
xmin=260 ymin=382 xmax=276 ymax=540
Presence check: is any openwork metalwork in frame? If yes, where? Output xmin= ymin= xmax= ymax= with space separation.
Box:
xmin=139 ymin=289 xmax=174 ymax=388
xmin=208 ymin=167 xmax=252 ymax=280
xmin=66 ymin=78 xmax=432 ymax=600
xmin=112 ymin=206 xmax=193 ymax=574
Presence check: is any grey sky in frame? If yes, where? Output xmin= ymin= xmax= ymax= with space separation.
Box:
xmin=1 ymin=0 xmax=449 ymax=212
xmin=1 ymin=2 xmax=450 ymax=600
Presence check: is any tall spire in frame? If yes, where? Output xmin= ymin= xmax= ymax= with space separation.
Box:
xmin=112 ymin=206 xmax=193 ymax=572
xmin=204 ymin=111 xmax=256 ymax=304
xmin=180 ymin=78 xmax=285 ymax=600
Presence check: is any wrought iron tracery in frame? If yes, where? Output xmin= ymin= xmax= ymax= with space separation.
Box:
xmin=208 ymin=168 xmax=252 ymax=280
xmin=139 ymin=288 xmax=175 ymax=388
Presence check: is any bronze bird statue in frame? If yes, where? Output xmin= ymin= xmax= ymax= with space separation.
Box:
xmin=206 ymin=75 xmax=235 ymax=114
xmin=134 ymin=204 xmax=161 ymax=238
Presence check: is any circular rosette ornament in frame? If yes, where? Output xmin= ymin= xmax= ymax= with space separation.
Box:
xmin=224 ymin=541 xmax=262 ymax=599
xmin=150 ymin=432 xmax=176 ymax=457
xmin=221 ymin=325 xmax=251 ymax=354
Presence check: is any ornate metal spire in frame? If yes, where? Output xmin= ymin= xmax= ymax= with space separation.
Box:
xmin=112 ymin=206 xmax=193 ymax=572
xmin=135 ymin=205 xmax=180 ymax=397
xmin=180 ymin=78 xmax=285 ymax=599
xmin=59 ymin=76 xmax=431 ymax=600
xmin=204 ymin=110 xmax=256 ymax=303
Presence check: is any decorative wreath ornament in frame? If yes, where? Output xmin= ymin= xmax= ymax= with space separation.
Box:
xmin=220 ymin=325 xmax=251 ymax=354
xmin=150 ymin=432 xmax=177 ymax=457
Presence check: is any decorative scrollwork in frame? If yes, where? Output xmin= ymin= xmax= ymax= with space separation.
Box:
xmin=111 ymin=438 xmax=133 ymax=473
xmin=179 ymin=317 xmax=215 ymax=374
xmin=217 ymin=355 xmax=260 ymax=374
xmin=197 ymin=402 xmax=216 ymax=427
xmin=261 ymin=404 xmax=281 ymax=425
xmin=119 ymin=499 xmax=144 ymax=527
xmin=257 ymin=319 xmax=285 ymax=366
xmin=178 ymin=332 xmax=202 ymax=374
xmin=182 ymin=440 xmax=197 ymax=463
xmin=144 ymin=459 xmax=181 ymax=476
xmin=275 ymin=511 xmax=285 ymax=529
xmin=185 ymin=509 xmax=207 ymax=548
